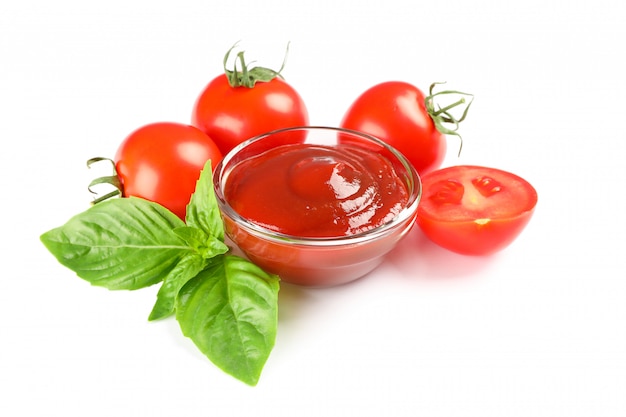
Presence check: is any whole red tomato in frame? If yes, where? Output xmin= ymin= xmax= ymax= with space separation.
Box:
xmin=192 ymin=45 xmax=309 ymax=155
xmin=417 ymin=165 xmax=538 ymax=255
xmin=341 ymin=81 xmax=472 ymax=175
xmin=114 ymin=122 xmax=223 ymax=220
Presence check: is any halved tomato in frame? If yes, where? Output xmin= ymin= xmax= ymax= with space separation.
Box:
xmin=417 ymin=165 xmax=538 ymax=255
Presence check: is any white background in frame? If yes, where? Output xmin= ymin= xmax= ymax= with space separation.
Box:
xmin=2 ymin=1 xmax=625 ymax=416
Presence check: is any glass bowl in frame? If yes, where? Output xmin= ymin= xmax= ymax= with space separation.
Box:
xmin=213 ymin=126 xmax=421 ymax=287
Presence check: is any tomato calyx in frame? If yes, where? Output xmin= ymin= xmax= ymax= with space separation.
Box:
xmin=223 ymin=42 xmax=289 ymax=88
xmin=424 ymin=82 xmax=474 ymax=156
xmin=87 ymin=157 xmax=123 ymax=205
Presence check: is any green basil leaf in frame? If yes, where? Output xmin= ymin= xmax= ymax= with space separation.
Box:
xmin=176 ymin=255 xmax=280 ymax=386
xmin=185 ymin=160 xmax=224 ymax=241
xmin=149 ymin=253 xmax=207 ymax=321
xmin=149 ymin=226 xmax=228 ymax=320
xmin=40 ymin=197 xmax=192 ymax=290
xmin=172 ymin=226 xmax=229 ymax=259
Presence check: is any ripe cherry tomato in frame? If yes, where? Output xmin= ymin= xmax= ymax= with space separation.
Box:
xmin=114 ymin=122 xmax=223 ymax=220
xmin=191 ymin=45 xmax=308 ymax=155
xmin=416 ymin=165 xmax=538 ymax=255
xmin=341 ymin=81 xmax=471 ymax=175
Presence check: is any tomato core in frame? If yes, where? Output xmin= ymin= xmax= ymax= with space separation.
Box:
xmin=224 ymin=143 xmax=409 ymax=238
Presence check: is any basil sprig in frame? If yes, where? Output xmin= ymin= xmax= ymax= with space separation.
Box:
xmin=40 ymin=161 xmax=280 ymax=386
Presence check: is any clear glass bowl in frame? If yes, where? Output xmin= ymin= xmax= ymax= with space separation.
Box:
xmin=213 ymin=126 xmax=421 ymax=287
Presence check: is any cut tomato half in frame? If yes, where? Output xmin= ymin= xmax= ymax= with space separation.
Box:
xmin=417 ymin=165 xmax=538 ymax=255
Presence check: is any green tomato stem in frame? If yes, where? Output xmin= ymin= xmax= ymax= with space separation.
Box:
xmin=432 ymin=97 xmax=466 ymax=117
xmin=222 ymin=42 xmax=290 ymax=88
xmin=87 ymin=157 xmax=122 ymax=204
xmin=425 ymin=82 xmax=474 ymax=157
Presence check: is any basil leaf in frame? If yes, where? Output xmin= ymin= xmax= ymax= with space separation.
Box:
xmin=176 ymin=255 xmax=280 ymax=386
xmin=185 ymin=160 xmax=224 ymax=241
xmin=149 ymin=225 xmax=229 ymax=320
xmin=40 ymin=197 xmax=192 ymax=290
xmin=149 ymin=253 xmax=207 ymax=321
xmin=172 ymin=226 xmax=229 ymax=259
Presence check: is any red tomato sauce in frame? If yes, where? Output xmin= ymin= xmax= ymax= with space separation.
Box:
xmin=224 ymin=143 xmax=409 ymax=238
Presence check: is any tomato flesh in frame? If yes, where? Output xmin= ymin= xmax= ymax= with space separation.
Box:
xmin=417 ymin=165 xmax=537 ymax=255
xmin=224 ymin=143 xmax=409 ymax=237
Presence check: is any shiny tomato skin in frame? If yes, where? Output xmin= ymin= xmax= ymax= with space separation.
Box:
xmin=417 ymin=165 xmax=538 ymax=255
xmin=191 ymin=74 xmax=309 ymax=155
xmin=114 ymin=122 xmax=223 ymax=220
xmin=341 ymin=81 xmax=445 ymax=175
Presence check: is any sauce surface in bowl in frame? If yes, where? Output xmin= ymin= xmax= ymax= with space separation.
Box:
xmin=224 ymin=143 xmax=409 ymax=237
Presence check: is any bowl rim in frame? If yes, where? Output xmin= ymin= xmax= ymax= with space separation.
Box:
xmin=213 ymin=125 xmax=422 ymax=247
